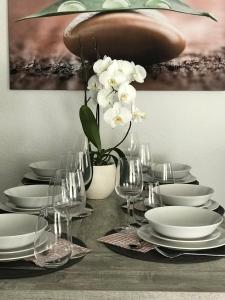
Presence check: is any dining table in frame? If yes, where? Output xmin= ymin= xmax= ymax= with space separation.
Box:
xmin=0 ymin=193 xmax=225 ymax=300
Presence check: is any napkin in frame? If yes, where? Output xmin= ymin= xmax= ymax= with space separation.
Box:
xmin=27 ymin=238 xmax=91 ymax=267
xmin=98 ymin=228 xmax=156 ymax=253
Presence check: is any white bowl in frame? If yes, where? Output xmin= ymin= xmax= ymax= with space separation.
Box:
xmin=145 ymin=206 xmax=223 ymax=239
xmin=29 ymin=160 xmax=58 ymax=178
xmin=152 ymin=163 xmax=191 ymax=180
xmin=0 ymin=214 xmax=47 ymax=250
xmin=4 ymin=185 xmax=49 ymax=208
xmin=155 ymin=184 xmax=214 ymax=206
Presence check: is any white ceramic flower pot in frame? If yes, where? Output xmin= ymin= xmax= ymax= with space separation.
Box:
xmin=86 ymin=164 xmax=116 ymax=200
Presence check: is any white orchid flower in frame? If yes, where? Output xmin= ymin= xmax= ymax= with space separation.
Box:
xmin=132 ymin=64 xmax=147 ymax=83
xmin=87 ymin=75 xmax=102 ymax=102
xmin=87 ymin=75 xmax=102 ymax=91
xmin=132 ymin=106 xmax=147 ymax=122
xmin=102 ymin=0 xmax=130 ymax=9
xmin=93 ymin=56 xmax=112 ymax=74
xmin=104 ymin=102 xmax=132 ymax=128
xmin=99 ymin=69 xmax=127 ymax=89
xmin=118 ymin=83 xmax=136 ymax=104
xmin=97 ymin=88 xmax=115 ymax=108
xmin=107 ymin=60 xmax=119 ymax=73
xmin=117 ymin=60 xmax=134 ymax=79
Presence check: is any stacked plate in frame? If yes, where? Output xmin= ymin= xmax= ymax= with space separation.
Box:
xmin=144 ymin=162 xmax=196 ymax=184
xmin=2 ymin=185 xmax=49 ymax=213
xmin=153 ymin=183 xmax=219 ymax=211
xmin=137 ymin=206 xmax=225 ymax=251
xmin=2 ymin=184 xmax=92 ymax=218
xmin=0 ymin=214 xmax=48 ymax=261
xmin=24 ymin=160 xmax=58 ymax=183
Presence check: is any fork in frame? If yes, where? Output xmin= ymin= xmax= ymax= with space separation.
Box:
xmin=155 ymin=247 xmax=225 ymax=258
xmin=128 ymin=240 xmax=146 ymax=250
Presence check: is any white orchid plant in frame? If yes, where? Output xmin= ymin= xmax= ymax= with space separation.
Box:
xmin=79 ymin=56 xmax=147 ymax=165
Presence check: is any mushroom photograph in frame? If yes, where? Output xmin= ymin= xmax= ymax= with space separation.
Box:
xmin=8 ymin=0 xmax=225 ymax=90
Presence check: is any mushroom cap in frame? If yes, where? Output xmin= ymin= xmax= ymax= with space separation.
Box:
xmin=63 ymin=11 xmax=186 ymax=64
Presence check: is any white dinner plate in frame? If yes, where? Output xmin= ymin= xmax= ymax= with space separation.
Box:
xmin=0 ymin=233 xmax=49 ymax=261
xmin=0 ymin=231 xmax=47 ymax=255
xmin=126 ymin=199 xmax=220 ymax=213
xmin=143 ymin=173 xmax=196 ymax=184
xmin=164 ymin=199 xmax=219 ymax=211
xmin=199 ymin=199 xmax=219 ymax=211
xmin=24 ymin=172 xmax=50 ymax=182
xmin=137 ymin=224 xmax=225 ymax=251
xmin=150 ymin=227 xmax=221 ymax=243
xmin=0 ymin=197 xmax=40 ymax=214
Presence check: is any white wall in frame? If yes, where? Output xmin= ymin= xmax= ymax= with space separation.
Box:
xmin=1 ymin=1 xmax=225 ymax=204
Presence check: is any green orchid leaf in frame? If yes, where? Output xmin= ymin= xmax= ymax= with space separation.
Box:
xmin=112 ymin=147 xmax=126 ymax=159
xmin=110 ymin=154 xmax=118 ymax=166
xmin=19 ymin=0 xmax=216 ymax=21
xmin=79 ymin=105 xmax=102 ymax=151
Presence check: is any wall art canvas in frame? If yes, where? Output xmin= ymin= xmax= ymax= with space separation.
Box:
xmin=9 ymin=0 xmax=225 ymax=90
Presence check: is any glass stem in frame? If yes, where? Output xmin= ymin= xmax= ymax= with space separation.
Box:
xmin=126 ymin=198 xmax=132 ymax=227
xmin=66 ymin=216 xmax=72 ymax=244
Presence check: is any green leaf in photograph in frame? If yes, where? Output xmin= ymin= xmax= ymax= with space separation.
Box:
xmin=19 ymin=0 xmax=216 ymax=21
xmin=79 ymin=105 xmax=102 ymax=151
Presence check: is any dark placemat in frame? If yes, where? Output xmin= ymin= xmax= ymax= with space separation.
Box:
xmin=143 ymin=179 xmax=199 ymax=187
xmin=102 ymin=229 xmax=224 ymax=264
xmin=0 ymin=203 xmax=93 ymax=220
xmin=187 ymin=180 xmax=199 ymax=185
xmin=121 ymin=202 xmax=225 ymax=217
xmin=22 ymin=177 xmax=49 ymax=185
xmin=0 ymin=236 xmax=87 ymax=279
xmin=22 ymin=176 xmax=93 ymax=191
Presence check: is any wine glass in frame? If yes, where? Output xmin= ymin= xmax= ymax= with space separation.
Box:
xmin=77 ymin=151 xmax=92 ymax=185
xmin=133 ymin=182 xmax=161 ymax=226
xmin=138 ymin=143 xmax=152 ymax=171
xmin=115 ymin=157 xmax=143 ymax=229
xmin=66 ymin=150 xmax=92 ymax=186
xmin=151 ymin=162 xmax=174 ymax=184
xmin=126 ymin=130 xmax=139 ymax=156
xmin=138 ymin=142 xmax=153 ymax=183
xmin=53 ymin=169 xmax=86 ymax=242
xmin=34 ymin=208 xmax=72 ymax=268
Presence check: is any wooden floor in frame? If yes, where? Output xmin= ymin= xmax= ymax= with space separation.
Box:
xmin=1 ymin=195 xmax=225 ymax=299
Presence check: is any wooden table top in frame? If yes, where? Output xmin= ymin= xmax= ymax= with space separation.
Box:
xmin=1 ymin=194 xmax=225 ymax=300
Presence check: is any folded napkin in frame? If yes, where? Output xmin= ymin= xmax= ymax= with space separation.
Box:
xmin=121 ymin=203 xmax=134 ymax=210
xmin=98 ymin=228 xmax=156 ymax=253
xmin=27 ymin=238 xmax=91 ymax=267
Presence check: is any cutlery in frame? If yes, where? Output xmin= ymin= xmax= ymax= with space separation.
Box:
xmin=128 ymin=241 xmax=145 ymax=250
xmin=155 ymin=247 xmax=225 ymax=258
xmin=0 ymin=265 xmax=45 ymax=271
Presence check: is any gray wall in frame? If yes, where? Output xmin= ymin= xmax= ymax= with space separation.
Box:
xmin=1 ymin=1 xmax=225 ymax=204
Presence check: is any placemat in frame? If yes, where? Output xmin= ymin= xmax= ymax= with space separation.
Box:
xmin=121 ymin=202 xmax=225 ymax=217
xmin=22 ymin=176 xmax=93 ymax=191
xmin=0 ymin=203 xmax=94 ymax=220
xmin=22 ymin=177 xmax=50 ymax=185
xmin=0 ymin=236 xmax=87 ymax=279
xmin=101 ymin=229 xmax=225 ymax=264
